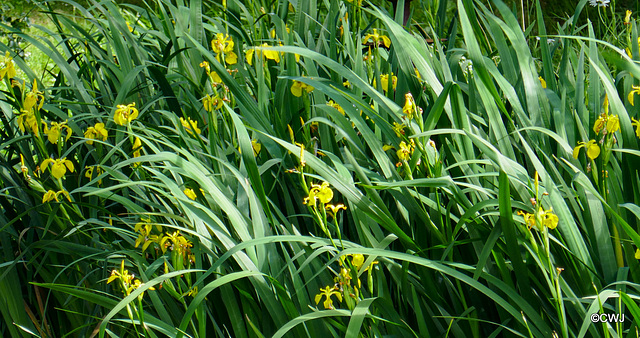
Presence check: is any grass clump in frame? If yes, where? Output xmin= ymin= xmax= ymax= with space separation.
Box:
xmin=2 ymin=0 xmax=640 ymax=337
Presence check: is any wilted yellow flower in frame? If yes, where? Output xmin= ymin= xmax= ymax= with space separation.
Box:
xmin=0 ymin=52 xmax=16 ymax=80
xmin=42 ymin=189 xmax=71 ymax=203
xmin=573 ymin=140 xmax=600 ymax=160
xmin=593 ymin=113 xmax=607 ymax=134
xmin=180 ymin=117 xmax=201 ymax=135
xmin=315 ymin=286 xmax=342 ymax=309
xmin=41 ymin=158 xmax=74 ymax=179
xmin=625 ymin=10 xmax=633 ymax=24
xmin=44 ymin=121 xmax=72 ymax=144
xmin=291 ymin=80 xmax=314 ymax=97
xmin=84 ymin=122 xmax=108 ymax=145
xmin=363 ymin=29 xmax=391 ymax=48
xmin=114 ymin=103 xmax=139 ymax=126
xmin=629 ymin=85 xmax=640 ymax=106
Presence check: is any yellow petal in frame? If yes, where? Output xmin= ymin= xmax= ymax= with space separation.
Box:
xmin=586 ymin=142 xmax=600 ymax=160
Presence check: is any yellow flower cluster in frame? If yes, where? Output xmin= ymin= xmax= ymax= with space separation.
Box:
xmin=592 ymin=112 xmax=620 ymax=135
xmin=572 ymin=109 xmax=621 ymax=160
xmin=107 ymin=260 xmax=155 ymax=299
xmin=17 ymin=80 xmax=45 ymax=136
xmin=315 ymin=254 xmax=378 ymax=310
xmin=517 ymin=207 xmax=559 ymax=231
xmin=132 ymin=219 xmax=193 ymax=264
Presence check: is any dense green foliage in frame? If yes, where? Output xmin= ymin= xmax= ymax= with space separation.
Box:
xmin=2 ymin=0 xmax=640 ymax=337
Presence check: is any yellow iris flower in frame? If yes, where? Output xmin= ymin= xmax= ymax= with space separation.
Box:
xmin=17 ymin=109 xmax=42 ymax=136
xmin=291 ymin=80 xmax=314 ymax=97
xmin=396 ymin=141 xmax=414 ymax=161
xmin=114 ymin=103 xmax=139 ymax=126
xmin=326 ymin=100 xmax=345 ymax=114
xmin=23 ymin=79 xmax=44 ymax=112
xmin=107 ymin=260 xmax=155 ymax=298
xmin=315 ymin=286 xmax=342 ymax=309
xmin=84 ymin=122 xmax=108 ymax=145
xmin=41 ymin=158 xmax=74 ymax=179
xmin=203 ymin=94 xmax=224 ymax=112
xmin=0 ymin=51 xmax=16 ymax=80
xmin=540 ymin=207 xmax=559 ymax=230
xmin=42 ymin=189 xmax=71 ymax=203
xmin=44 ymin=121 xmax=72 ymax=144
xmin=402 ymin=93 xmax=416 ymax=119
xmin=133 ymin=137 xmax=142 ymax=158
xmin=363 ymin=29 xmax=391 ymax=48
xmin=629 ymin=85 xmax=640 ymax=106
xmin=184 ymin=188 xmax=197 ymax=200
xmin=180 ymin=117 xmax=201 ymax=135
xmin=572 ymin=140 xmax=600 ymax=160
xmin=84 ymin=165 xmax=104 ymax=184
xmin=631 ymin=118 xmax=640 ymax=138
xmin=211 ymin=33 xmax=237 ymax=65
xmin=304 ymin=182 xmax=333 ymax=206
xmin=539 ymin=76 xmax=547 ymax=89
xmin=246 ymin=43 xmax=281 ymax=65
